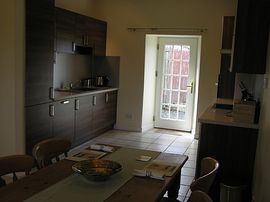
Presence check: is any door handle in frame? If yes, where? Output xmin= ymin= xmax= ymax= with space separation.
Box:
xmin=187 ymin=82 xmax=194 ymax=94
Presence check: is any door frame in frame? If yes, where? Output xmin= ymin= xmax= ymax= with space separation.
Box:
xmin=154 ymin=37 xmax=199 ymax=132
xmin=142 ymin=34 xmax=201 ymax=135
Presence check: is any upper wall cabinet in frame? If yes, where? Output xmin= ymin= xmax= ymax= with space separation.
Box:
xmin=55 ymin=7 xmax=107 ymax=56
xmin=55 ymin=7 xmax=76 ymax=54
xmin=25 ymin=0 xmax=55 ymax=106
xmin=233 ymin=0 xmax=270 ymax=74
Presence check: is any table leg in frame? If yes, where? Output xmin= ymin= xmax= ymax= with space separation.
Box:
xmin=167 ymin=171 xmax=181 ymax=200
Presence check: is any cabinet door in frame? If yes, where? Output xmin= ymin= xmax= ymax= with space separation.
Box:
xmin=74 ymin=95 xmax=93 ymax=146
xmin=92 ymin=93 xmax=107 ymax=136
xmin=53 ymin=99 xmax=75 ymax=144
xmin=55 ymin=7 xmax=76 ymax=53
xmin=233 ymin=0 xmax=269 ymax=74
xmin=86 ymin=18 xmax=107 ymax=56
xmin=74 ymin=15 xmax=88 ymax=46
xmin=25 ymin=0 xmax=54 ymax=106
xmin=104 ymin=91 xmax=117 ymax=128
xmin=25 ymin=104 xmax=53 ymax=154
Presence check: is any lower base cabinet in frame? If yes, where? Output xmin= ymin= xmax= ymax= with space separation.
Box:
xmin=25 ymin=104 xmax=53 ymax=154
xmin=196 ymin=123 xmax=258 ymax=202
xmin=53 ymin=98 xmax=75 ymax=144
xmin=25 ymin=90 xmax=117 ymax=153
xmin=74 ymin=95 xmax=93 ymax=146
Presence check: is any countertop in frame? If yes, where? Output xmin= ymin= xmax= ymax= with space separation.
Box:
xmin=53 ymin=87 xmax=118 ymax=101
xmin=198 ymin=105 xmax=259 ymax=129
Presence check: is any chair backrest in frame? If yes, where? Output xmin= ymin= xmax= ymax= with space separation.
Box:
xmin=0 ymin=155 xmax=35 ymax=187
xmin=188 ymin=190 xmax=213 ymax=202
xmin=32 ymin=138 xmax=71 ymax=169
xmin=190 ymin=157 xmax=219 ymax=193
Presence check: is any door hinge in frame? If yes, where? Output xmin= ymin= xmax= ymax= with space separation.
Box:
xmin=157 ymin=44 xmax=159 ymax=50
xmin=155 ymin=70 xmax=158 ymax=77
xmin=153 ymin=116 xmax=155 ymax=121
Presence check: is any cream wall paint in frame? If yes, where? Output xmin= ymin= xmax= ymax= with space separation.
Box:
xmin=253 ymin=31 xmax=270 ymax=202
xmin=88 ymin=0 xmax=237 ymax=131
xmin=0 ymin=0 xmax=25 ymax=156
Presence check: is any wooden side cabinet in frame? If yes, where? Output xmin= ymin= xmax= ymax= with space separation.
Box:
xmin=196 ymin=123 xmax=258 ymax=202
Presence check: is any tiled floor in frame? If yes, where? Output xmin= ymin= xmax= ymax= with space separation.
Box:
xmin=70 ymin=128 xmax=198 ymax=201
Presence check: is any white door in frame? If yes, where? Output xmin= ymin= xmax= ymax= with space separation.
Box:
xmin=154 ymin=37 xmax=198 ymax=132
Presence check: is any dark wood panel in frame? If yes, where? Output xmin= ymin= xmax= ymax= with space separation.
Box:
xmin=55 ymin=7 xmax=107 ymax=56
xmin=233 ymin=0 xmax=270 ymax=74
xmin=55 ymin=7 xmax=76 ymax=53
xmin=222 ymin=16 xmax=235 ymax=49
xmin=196 ymin=123 xmax=258 ymax=202
xmin=25 ymin=0 xmax=54 ymax=106
xmin=25 ymin=104 xmax=53 ymax=155
xmin=53 ymin=99 xmax=75 ymax=144
xmin=74 ymin=95 xmax=94 ymax=146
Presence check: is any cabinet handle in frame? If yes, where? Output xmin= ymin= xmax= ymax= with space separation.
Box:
xmin=49 ymin=87 xmax=54 ymax=100
xmin=93 ymin=96 xmax=97 ymax=106
xmin=105 ymin=93 xmax=109 ymax=103
xmin=49 ymin=105 xmax=54 ymax=117
xmin=86 ymin=35 xmax=89 ymax=45
xmin=72 ymin=42 xmax=76 ymax=52
xmin=75 ymin=99 xmax=80 ymax=110
xmin=60 ymin=100 xmax=69 ymax=104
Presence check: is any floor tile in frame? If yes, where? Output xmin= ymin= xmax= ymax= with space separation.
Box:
xmin=183 ymin=160 xmax=196 ymax=168
xmin=181 ymin=175 xmax=194 ymax=186
xmin=165 ymin=146 xmax=187 ymax=154
xmin=181 ymin=167 xmax=196 ymax=177
xmin=178 ymin=185 xmax=190 ymax=196
xmin=146 ymin=143 xmax=168 ymax=152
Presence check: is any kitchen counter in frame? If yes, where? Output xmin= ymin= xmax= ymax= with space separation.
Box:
xmin=198 ymin=104 xmax=259 ymax=129
xmin=53 ymin=87 xmax=118 ymax=101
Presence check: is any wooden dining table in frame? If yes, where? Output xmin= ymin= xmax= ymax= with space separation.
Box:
xmin=0 ymin=147 xmax=188 ymax=202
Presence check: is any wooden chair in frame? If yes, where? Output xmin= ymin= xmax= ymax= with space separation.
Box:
xmin=32 ymin=138 xmax=71 ymax=169
xmin=190 ymin=157 xmax=219 ymax=193
xmin=188 ymin=190 xmax=213 ymax=202
xmin=0 ymin=155 xmax=35 ymax=187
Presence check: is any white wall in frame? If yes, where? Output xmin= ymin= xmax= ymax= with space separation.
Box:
xmin=89 ymin=0 xmax=237 ymax=131
xmin=0 ymin=0 xmax=25 ymax=156
xmin=253 ymin=31 xmax=270 ymax=202
xmin=141 ymin=35 xmax=158 ymax=132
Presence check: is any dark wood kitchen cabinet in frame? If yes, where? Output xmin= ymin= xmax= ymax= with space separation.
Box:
xmin=232 ymin=0 xmax=270 ymax=74
xmin=74 ymin=95 xmax=94 ymax=146
xmin=25 ymin=0 xmax=55 ymax=106
xmin=55 ymin=7 xmax=75 ymax=54
xmin=92 ymin=91 xmax=117 ymax=137
xmin=53 ymin=99 xmax=75 ymax=144
xmin=55 ymin=7 xmax=107 ymax=56
xmin=196 ymin=123 xmax=258 ymax=202
xmin=104 ymin=91 xmax=118 ymax=128
xmin=25 ymin=103 xmax=53 ymax=154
